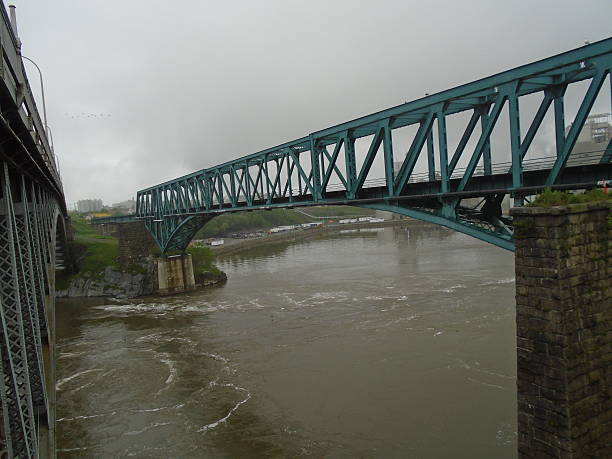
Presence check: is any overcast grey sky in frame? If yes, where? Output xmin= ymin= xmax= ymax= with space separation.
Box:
xmin=12 ymin=0 xmax=612 ymax=207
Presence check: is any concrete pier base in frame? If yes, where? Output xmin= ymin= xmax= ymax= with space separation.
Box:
xmin=512 ymin=202 xmax=611 ymax=458
xmin=156 ymin=254 xmax=196 ymax=295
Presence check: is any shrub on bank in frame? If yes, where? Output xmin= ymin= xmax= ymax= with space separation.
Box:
xmin=529 ymin=188 xmax=610 ymax=207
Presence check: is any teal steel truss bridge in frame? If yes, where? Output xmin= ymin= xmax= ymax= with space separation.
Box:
xmin=137 ymin=38 xmax=612 ymax=253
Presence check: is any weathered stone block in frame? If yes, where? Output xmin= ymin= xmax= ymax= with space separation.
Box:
xmin=513 ymin=201 xmax=611 ymax=458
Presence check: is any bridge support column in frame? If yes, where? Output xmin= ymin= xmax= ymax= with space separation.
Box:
xmin=512 ymin=202 xmax=611 ymax=458
xmin=156 ymin=254 xmax=196 ymax=295
xmin=117 ymin=221 xmax=156 ymax=268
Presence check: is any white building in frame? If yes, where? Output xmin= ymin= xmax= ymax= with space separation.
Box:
xmin=77 ymin=199 xmax=103 ymax=213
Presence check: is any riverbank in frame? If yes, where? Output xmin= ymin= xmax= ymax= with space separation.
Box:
xmin=58 ymin=214 xmax=226 ymax=298
xmin=211 ymin=218 xmax=410 ymax=257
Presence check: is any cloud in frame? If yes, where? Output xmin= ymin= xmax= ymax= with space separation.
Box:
xmin=13 ymin=0 xmax=612 ymax=207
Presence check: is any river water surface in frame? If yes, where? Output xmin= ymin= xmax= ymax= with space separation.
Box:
xmin=56 ymin=223 xmax=517 ymax=458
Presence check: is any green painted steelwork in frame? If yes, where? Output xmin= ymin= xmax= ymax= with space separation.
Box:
xmin=137 ymin=38 xmax=612 ymax=253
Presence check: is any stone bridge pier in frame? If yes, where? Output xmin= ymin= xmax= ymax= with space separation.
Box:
xmin=113 ymin=221 xmax=196 ymax=295
xmin=512 ymin=202 xmax=610 ymax=458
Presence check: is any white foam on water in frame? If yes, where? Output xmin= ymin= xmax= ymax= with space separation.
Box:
xmin=135 ymin=332 xmax=163 ymax=343
xmin=135 ymin=406 xmax=171 ymax=413
xmin=198 ymin=382 xmax=251 ymax=433
xmin=56 ymin=369 xmax=104 ymax=390
xmin=57 ymin=411 xmax=117 ymax=422
xmin=467 ymin=377 xmax=506 ymax=391
xmin=57 ymin=447 xmax=89 ymax=452
xmin=160 ymin=356 xmax=177 ymax=385
xmin=125 ymin=422 xmax=171 ymax=436
xmin=70 ymin=382 xmax=95 ymax=393
xmin=58 ymin=352 xmax=85 ymax=359
xmin=202 ymin=352 xmax=229 ymax=364
xmin=437 ymin=284 xmax=467 ymax=293
xmin=484 ymin=277 xmax=515 ymax=285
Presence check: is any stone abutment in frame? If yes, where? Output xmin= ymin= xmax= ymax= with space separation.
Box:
xmin=512 ymin=202 xmax=611 ymax=458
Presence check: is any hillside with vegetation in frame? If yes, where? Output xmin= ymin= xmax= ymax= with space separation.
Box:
xmin=195 ymin=205 xmax=375 ymax=238
xmin=58 ymin=214 xmax=223 ymax=296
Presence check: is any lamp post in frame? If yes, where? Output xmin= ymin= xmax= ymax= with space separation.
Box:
xmin=21 ymin=55 xmax=49 ymax=137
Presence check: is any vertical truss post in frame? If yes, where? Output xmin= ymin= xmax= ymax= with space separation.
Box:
xmin=382 ymin=120 xmax=394 ymax=197
xmin=393 ymin=111 xmax=435 ymax=195
xmin=437 ymin=111 xmax=449 ymax=193
xmin=508 ymin=85 xmax=523 ymax=206
xmin=309 ymin=135 xmax=321 ymax=201
xmin=343 ymin=131 xmax=357 ymax=199
xmin=263 ymin=161 xmax=272 ymax=204
xmin=449 ymin=109 xmax=480 ymax=174
xmin=552 ymin=84 xmax=567 ymax=158
xmin=520 ymin=91 xmax=554 ymax=160
xmin=599 ymin=73 xmax=612 ymax=163
xmin=426 ymin=129 xmax=435 ymax=181
xmin=229 ymin=167 xmax=237 ymax=206
xmin=546 ymin=70 xmax=608 ymax=185
xmin=286 ymin=156 xmax=294 ymax=201
xmin=244 ymin=166 xmax=252 ymax=205
xmin=259 ymin=162 xmax=265 ymax=200
xmin=479 ymin=105 xmax=492 ymax=175
xmin=217 ymin=172 xmax=224 ymax=207
xmin=457 ymin=94 xmax=506 ymax=192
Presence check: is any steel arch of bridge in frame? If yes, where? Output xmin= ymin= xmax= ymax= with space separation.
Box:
xmin=137 ymin=38 xmax=612 ymax=253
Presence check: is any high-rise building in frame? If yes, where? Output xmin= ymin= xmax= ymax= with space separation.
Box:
xmin=77 ymin=199 xmax=103 ymax=213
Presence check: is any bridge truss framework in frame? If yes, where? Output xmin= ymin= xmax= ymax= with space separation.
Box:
xmin=137 ymin=38 xmax=612 ymax=253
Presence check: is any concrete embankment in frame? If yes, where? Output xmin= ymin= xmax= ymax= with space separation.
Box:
xmin=211 ymin=219 xmax=410 ymax=257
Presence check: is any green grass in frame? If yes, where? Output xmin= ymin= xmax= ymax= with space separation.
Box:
xmin=56 ymin=215 xmax=120 ymax=289
xmin=70 ymin=215 xmax=119 ymax=272
xmin=529 ymin=188 xmax=611 ymax=207
xmin=187 ymin=246 xmax=223 ymax=276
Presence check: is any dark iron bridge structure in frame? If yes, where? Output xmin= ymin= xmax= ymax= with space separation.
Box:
xmin=0 ymin=4 xmax=67 ymax=458
xmin=136 ymin=38 xmax=612 ymax=253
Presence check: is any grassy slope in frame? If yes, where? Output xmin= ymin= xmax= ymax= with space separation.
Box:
xmin=70 ymin=215 xmax=119 ymax=272
xmin=56 ymin=215 xmax=120 ymax=289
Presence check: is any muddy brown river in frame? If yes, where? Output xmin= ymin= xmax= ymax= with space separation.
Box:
xmin=57 ymin=223 xmax=517 ymax=457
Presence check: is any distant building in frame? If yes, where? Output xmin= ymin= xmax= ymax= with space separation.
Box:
xmin=77 ymin=199 xmax=103 ymax=213
xmin=566 ymin=113 xmax=611 ymax=165
xmin=111 ymin=199 xmax=136 ymax=213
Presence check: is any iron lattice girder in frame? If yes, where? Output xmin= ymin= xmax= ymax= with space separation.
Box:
xmin=0 ymin=162 xmax=62 ymax=458
xmin=137 ymin=38 xmax=612 ymax=252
